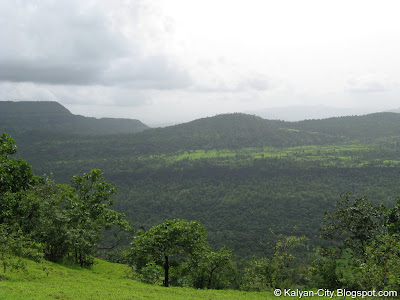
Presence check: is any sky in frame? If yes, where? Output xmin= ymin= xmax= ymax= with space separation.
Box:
xmin=1 ymin=0 xmax=400 ymax=126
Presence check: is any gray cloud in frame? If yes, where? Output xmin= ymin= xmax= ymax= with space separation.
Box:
xmin=102 ymin=56 xmax=192 ymax=89
xmin=0 ymin=60 xmax=102 ymax=85
xmin=0 ymin=0 xmax=191 ymax=89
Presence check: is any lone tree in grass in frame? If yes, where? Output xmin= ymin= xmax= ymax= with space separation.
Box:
xmin=128 ymin=219 xmax=208 ymax=287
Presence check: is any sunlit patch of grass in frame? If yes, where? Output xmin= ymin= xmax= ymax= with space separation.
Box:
xmin=149 ymin=143 xmax=385 ymax=169
xmin=47 ymin=142 xmax=400 ymax=174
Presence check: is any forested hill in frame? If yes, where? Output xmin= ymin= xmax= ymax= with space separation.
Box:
xmin=4 ymin=105 xmax=400 ymax=259
xmin=290 ymin=112 xmax=400 ymax=139
xmin=0 ymin=101 xmax=149 ymax=135
xmin=91 ymin=113 xmax=344 ymax=154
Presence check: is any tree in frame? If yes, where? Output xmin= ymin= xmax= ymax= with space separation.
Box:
xmin=0 ymin=133 xmax=40 ymax=225
xmin=385 ymin=197 xmax=400 ymax=235
xmin=0 ymin=133 xmax=43 ymax=272
xmin=361 ymin=233 xmax=400 ymax=290
xmin=128 ymin=219 xmax=208 ymax=287
xmin=35 ymin=170 xmax=131 ymax=266
xmin=320 ymin=193 xmax=384 ymax=261
xmin=191 ymin=247 xmax=235 ymax=289
xmin=240 ymin=234 xmax=306 ymax=291
xmin=313 ymin=193 xmax=400 ymax=290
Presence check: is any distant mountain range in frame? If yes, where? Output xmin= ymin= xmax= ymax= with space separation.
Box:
xmin=246 ymin=105 xmax=384 ymax=121
xmin=0 ymin=101 xmax=149 ymax=135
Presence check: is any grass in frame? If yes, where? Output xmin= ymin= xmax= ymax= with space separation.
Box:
xmin=0 ymin=258 xmax=344 ymax=300
xmin=0 ymin=258 xmax=276 ymax=300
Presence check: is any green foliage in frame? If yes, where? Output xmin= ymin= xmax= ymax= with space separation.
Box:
xmin=0 ymin=224 xmax=42 ymax=273
xmin=320 ymin=193 xmax=384 ymax=260
xmin=190 ymin=247 xmax=236 ymax=289
xmin=307 ymin=257 xmax=341 ymax=289
xmin=240 ymin=234 xmax=306 ymax=291
xmin=33 ymin=170 xmax=131 ymax=266
xmin=241 ymin=257 xmax=276 ymax=291
xmin=385 ymin=197 xmax=400 ymax=235
xmin=128 ymin=219 xmax=209 ymax=287
xmin=0 ymin=133 xmax=43 ymax=273
xmin=136 ymin=261 xmax=164 ymax=284
xmin=314 ymin=195 xmax=400 ymax=291
xmin=1 ymin=132 xmax=131 ymax=271
xmin=0 ymin=133 xmax=39 ymax=223
xmin=361 ymin=234 xmax=400 ymax=290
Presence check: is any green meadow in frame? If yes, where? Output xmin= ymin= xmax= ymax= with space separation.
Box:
xmin=136 ymin=142 xmax=399 ymax=170
xmin=0 ymin=258 xmax=290 ymax=300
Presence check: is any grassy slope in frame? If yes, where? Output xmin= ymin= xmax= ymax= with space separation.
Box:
xmin=0 ymin=258 xmax=278 ymax=300
xmin=0 ymin=258 xmax=338 ymax=300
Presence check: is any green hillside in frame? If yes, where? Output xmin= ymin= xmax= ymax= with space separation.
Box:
xmin=0 ymin=258 xmax=278 ymax=300
xmin=3 ymin=103 xmax=400 ymax=259
xmin=0 ymin=101 xmax=149 ymax=135
xmin=123 ymin=113 xmax=342 ymax=153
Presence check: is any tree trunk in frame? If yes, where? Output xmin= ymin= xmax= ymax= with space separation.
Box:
xmin=207 ymin=267 xmax=217 ymax=289
xmin=163 ymin=255 xmax=169 ymax=287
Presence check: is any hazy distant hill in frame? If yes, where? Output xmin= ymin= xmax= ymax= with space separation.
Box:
xmin=290 ymin=112 xmax=400 ymax=139
xmin=388 ymin=107 xmax=400 ymax=113
xmin=0 ymin=101 xmax=149 ymax=135
xmin=248 ymin=105 xmax=378 ymax=121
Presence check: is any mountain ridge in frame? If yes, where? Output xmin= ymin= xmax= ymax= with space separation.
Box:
xmin=0 ymin=101 xmax=149 ymax=135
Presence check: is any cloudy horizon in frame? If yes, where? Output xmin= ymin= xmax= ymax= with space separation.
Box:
xmin=1 ymin=0 xmax=400 ymax=126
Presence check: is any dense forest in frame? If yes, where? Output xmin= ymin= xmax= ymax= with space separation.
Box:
xmin=6 ymin=102 xmax=400 ymax=257
xmin=2 ymin=101 xmax=400 ymax=294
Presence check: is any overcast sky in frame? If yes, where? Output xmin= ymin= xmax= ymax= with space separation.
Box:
xmin=1 ymin=0 xmax=400 ymax=125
